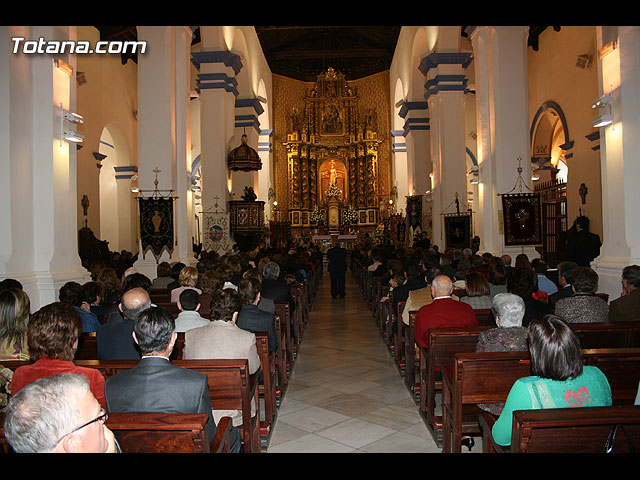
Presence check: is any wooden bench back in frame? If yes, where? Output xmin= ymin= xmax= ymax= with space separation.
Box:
xmin=573 ymin=320 xmax=640 ymax=348
xmin=511 ymin=405 xmax=640 ymax=453
xmin=450 ymin=348 xmax=640 ymax=405
xmin=107 ymin=412 xmax=210 ymax=453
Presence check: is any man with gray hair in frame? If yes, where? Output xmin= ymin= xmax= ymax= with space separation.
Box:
xmin=414 ymin=275 xmax=477 ymax=349
xmin=3 ymin=373 xmax=117 ymax=453
xmin=97 ymin=287 xmax=151 ymax=360
xmin=609 ymin=265 xmax=640 ymax=323
xmin=260 ymin=261 xmax=294 ymax=312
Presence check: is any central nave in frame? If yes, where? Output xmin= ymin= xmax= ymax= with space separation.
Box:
xmin=265 ymin=269 xmax=482 ymax=453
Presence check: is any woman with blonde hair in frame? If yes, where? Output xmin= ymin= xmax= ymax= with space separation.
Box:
xmin=170 ymin=266 xmax=202 ymax=303
xmin=0 ymin=288 xmax=31 ymax=361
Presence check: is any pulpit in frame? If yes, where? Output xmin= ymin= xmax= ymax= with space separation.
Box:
xmin=228 ymin=200 xmax=265 ymax=251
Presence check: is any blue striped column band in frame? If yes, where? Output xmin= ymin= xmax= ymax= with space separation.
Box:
xmin=235 ymin=97 xmax=264 ymax=116
xmin=196 ymin=73 xmax=238 ymax=96
xmin=191 ymin=50 xmax=243 ymax=74
xmin=418 ymin=52 xmax=473 ymax=76
xmin=390 ymin=130 xmax=407 ymax=152
xmin=235 ymin=114 xmax=260 ymax=132
xmin=425 ymin=74 xmax=469 ymax=97
xmin=403 ymin=118 xmax=429 ymax=136
xmin=398 ymin=101 xmax=428 ymax=119
xmin=259 ymin=129 xmax=273 ymax=152
xmin=114 ymin=165 xmax=138 ymax=180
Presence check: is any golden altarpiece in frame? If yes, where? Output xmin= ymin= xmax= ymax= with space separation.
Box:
xmin=282 ymin=68 xmax=383 ymax=236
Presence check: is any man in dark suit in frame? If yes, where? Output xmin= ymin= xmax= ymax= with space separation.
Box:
xmin=237 ymin=274 xmax=278 ymax=352
xmin=609 ymin=265 xmax=640 ymax=322
xmin=566 ymin=216 xmax=601 ymax=266
xmin=96 ymin=287 xmax=150 ymax=360
xmin=261 ymin=261 xmax=294 ymax=313
xmin=104 ymin=305 xmax=242 ymax=453
xmin=327 ymin=239 xmax=348 ymax=298
xmin=549 ymin=261 xmax=578 ymax=307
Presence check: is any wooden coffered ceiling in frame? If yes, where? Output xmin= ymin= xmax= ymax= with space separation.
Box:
xmin=94 ymin=26 xmax=561 ymax=80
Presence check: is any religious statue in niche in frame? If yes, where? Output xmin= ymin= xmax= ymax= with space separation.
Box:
xmin=289 ymin=107 xmax=300 ymax=133
xmin=242 ymin=186 xmax=257 ymax=202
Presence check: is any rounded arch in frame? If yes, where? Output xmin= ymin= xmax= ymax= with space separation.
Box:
xmin=98 ymin=123 xmax=137 ymax=253
xmin=410 ymin=28 xmax=431 ymax=101
xmin=531 ymin=101 xmax=572 ymax=182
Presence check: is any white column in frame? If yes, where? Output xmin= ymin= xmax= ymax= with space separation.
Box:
xmin=420 ymin=49 xmax=472 ymax=249
xmin=134 ymin=26 xmax=194 ymax=280
xmin=0 ymin=26 xmax=90 ymax=310
xmin=592 ymin=26 xmax=640 ymax=299
xmin=258 ymin=128 xmax=274 ymax=220
xmin=470 ymin=26 xmax=537 ymax=259
xmin=193 ymin=26 xmax=242 ymax=253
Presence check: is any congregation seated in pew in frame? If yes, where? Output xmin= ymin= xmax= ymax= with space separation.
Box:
xmin=182 ymin=288 xmax=261 ymax=432
xmin=4 ymin=373 xmax=117 ymax=453
xmin=491 ymin=314 xmax=613 ymax=447
xmin=554 ymin=266 xmax=609 ymax=324
xmin=11 ymin=302 xmax=107 ymax=409
xmin=174 ymin=288 xmax=210 ymax=332
xmin=104 ymin=305 xmax=242 ymax=453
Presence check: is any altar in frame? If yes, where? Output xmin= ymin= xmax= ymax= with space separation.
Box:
xmin=281 ymin=68 xmax=385 ymax=238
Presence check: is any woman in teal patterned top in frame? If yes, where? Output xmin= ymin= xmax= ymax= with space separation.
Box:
xmin=492 ymin=314 xmax=612 ymax=447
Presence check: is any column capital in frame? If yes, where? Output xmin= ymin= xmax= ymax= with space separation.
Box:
xmin=191 ymin=50 xmax=243 ymax=74
xmin=418 ymin=52 xmax=473 ymax=76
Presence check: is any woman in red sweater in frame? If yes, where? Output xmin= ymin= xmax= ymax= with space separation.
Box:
xmin=11 ymin=302 xmax=106 ymax=409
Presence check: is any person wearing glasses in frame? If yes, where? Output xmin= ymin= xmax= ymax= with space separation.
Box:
xmin=4 ymin=373 xmax=118 ymax=453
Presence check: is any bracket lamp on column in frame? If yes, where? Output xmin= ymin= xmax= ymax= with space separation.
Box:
xmin=60 ymin=104 xmax=85 ymax=144
xmin=468 ymin=165 xmax=479 ymax=185
xmin=592 ymin=93 xmax=613 ymax=128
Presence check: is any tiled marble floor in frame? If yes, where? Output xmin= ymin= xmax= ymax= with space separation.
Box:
xmin=265 ymin=269 xmax=480 ymax=453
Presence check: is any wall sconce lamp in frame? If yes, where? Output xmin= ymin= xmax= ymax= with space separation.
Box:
xmin=55 ymin=58 xmax=73 ymax=76
xmin=468 ymin=165 xmax=479 ymax=185
xmin=598 ymin=41 xmax=616 ymax=60
xmin=60 ymin=104 xmax=84 ymax=144
xmin=592 ymin=93 xmax=613 ymax=128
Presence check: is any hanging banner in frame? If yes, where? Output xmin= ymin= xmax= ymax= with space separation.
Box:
xmin=501 ymin=193 xmax=542 ymax=246
xmin=203 ymin=211 xmax=231 ymax=256
xmin=444 ymin=212 xmax=472 ymax=250
xmin=138 ymin=197 xmax=174 ymax=261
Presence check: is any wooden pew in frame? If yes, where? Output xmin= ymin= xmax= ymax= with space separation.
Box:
xmin=375 ymin=284 xmax=390 ymax=331
xmin=274 ymin=314 xmax=288 ymax=398
xmin=172 ymin=330 xmax=276 ymax=444
xmin=76 ymin=332 xmax=98 ymax=360
xmin=417 ymin=325 xmax=493 ymax=446
xmin=404 ymin=311 xmax=420 ymax=400
xmin=56 ymin=358 xmax=261 ymax=453
xmin=0 ymin=408 xmax=233 ymax=454
xmin=107 ymin=413 xmax=234 ymax=453
xmin=393 ymin=301 xmax=406 ymax=371
xmin=274 ymin=301 xmax=294 ymax=374
xmin=573 ymin=320 xmax=640 ymax=348
xmin=253 ymin=331 xmax=277 ymax=442
xmin=479 ymin=405 xmax=640 ymax=453
xmin=441 ymin=348 xmax=640 ymax=453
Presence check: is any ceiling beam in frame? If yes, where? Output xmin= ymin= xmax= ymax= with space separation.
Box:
xmin=268 ymin=49 xmax=391 ymax=60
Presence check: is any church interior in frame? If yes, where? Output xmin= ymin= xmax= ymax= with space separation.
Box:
xmin=1 ymin=25 xmax=639 ymax=454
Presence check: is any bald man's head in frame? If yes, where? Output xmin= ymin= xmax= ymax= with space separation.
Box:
xmin=431 ymin=275 xmax=453 ymax=297
xmin=119 ymin=287 xmax=151 ymax=321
